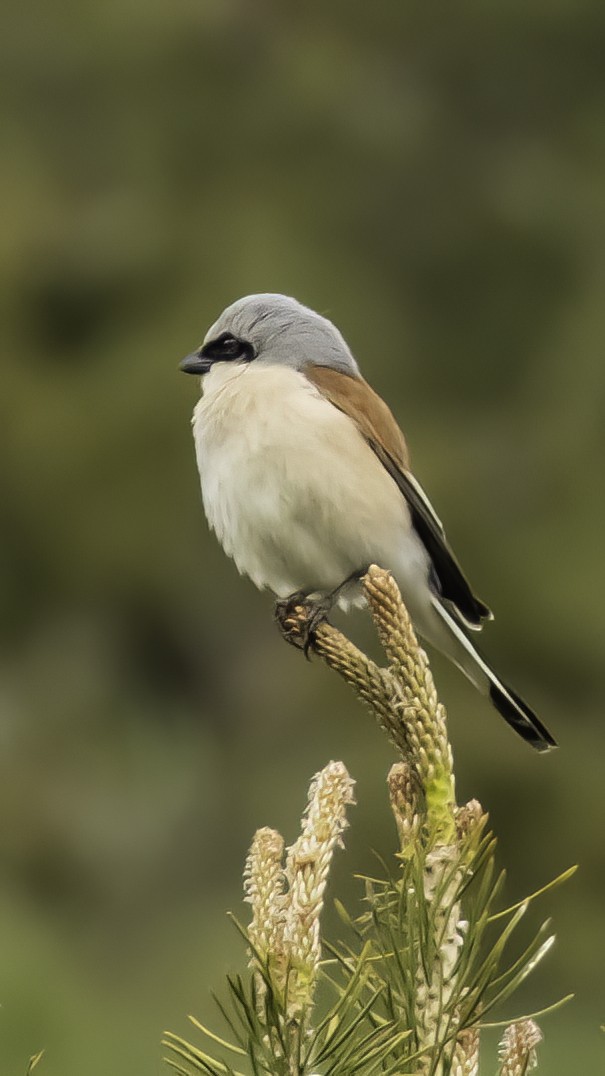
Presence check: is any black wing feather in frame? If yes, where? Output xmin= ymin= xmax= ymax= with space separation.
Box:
xmin=371 ymin=443 xmax=492 ymax=629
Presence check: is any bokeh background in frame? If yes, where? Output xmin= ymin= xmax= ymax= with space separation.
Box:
xmin=2 ymin=1 xmax=604 ymax=1072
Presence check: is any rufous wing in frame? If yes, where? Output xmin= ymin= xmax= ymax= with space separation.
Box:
xmin=304 ymin=363 xmax=491 ymax=630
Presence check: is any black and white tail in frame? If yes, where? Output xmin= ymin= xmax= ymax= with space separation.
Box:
xmin=430 ymin=601 xmax=557 ymax=753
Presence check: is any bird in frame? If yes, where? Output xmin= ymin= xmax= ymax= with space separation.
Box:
xmin=180 ymin=293 xmax=556 ymax=753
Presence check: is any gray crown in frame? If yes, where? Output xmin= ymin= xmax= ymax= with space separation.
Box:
xmin=204 ymin=293 xmax=361 ymax=376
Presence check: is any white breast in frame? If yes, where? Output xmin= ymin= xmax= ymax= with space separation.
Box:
xmin=191 ymin=362 xmax=426 ymax=602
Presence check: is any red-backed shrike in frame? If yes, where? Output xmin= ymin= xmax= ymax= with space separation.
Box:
xmin=181 ymin=293 xmax=555 ymax=753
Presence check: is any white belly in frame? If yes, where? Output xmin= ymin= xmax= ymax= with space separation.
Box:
xmin=191 ymin=362 xmax=430 ymax=607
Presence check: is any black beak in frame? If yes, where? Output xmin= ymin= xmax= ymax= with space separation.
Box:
xmin=180 ymin=350 xmax=212 ymax=375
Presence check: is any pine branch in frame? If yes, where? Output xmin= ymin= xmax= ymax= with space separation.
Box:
xmin=163 ymin=567 xmax=572 ymax=1075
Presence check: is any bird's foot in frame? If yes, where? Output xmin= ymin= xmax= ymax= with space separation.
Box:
xmin=274 ymin=569 xmax=369 ymax=657
xmin=274 ymin=592 xmax=333 ymax=658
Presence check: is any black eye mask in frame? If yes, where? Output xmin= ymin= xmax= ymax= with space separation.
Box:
xmin=180 ymin=332 xmax=255 ymax=374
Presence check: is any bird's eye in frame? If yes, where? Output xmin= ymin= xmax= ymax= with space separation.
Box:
xmin=218 ymin=334 xmax=241 ymax=356
xmin=200 ymin=332 xmax=255 ymax=364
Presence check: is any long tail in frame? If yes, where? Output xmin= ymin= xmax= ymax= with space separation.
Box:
xmin=430 ymin=601 xmax=557 ymax=753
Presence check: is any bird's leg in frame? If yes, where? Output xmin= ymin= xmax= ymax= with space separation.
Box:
xmin=274 ymin=568 xmax=368 ymax=657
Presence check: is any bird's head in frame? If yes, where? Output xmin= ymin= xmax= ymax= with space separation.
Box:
xmin=180 ymin=293 xmax=360 ymax=378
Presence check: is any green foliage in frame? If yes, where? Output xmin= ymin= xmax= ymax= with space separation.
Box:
xmin=163 ymin=814 xmax=573 ymax=1075
xmin=334 ymin=848 xmax=573 ymax=1065
xmin=163 ymin=575 xmax=576 ymax=1074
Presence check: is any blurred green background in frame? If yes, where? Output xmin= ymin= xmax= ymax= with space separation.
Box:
xmin=1 ymin=1 xmax=604 ymax=1072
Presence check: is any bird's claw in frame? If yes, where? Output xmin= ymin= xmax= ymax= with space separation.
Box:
xmin=274 ymin=594 xmax=331 ymax=658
